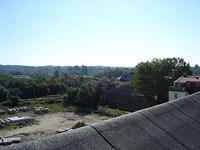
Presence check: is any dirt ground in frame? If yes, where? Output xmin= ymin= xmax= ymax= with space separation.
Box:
xmin=0 ymin=112 xmax=108 ymax=143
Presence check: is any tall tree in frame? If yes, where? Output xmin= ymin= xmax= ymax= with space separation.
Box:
xmin=133 ymin=58 xmax=192 ymax=106
xmin=0 ymin=85 xmax=9 ymax=102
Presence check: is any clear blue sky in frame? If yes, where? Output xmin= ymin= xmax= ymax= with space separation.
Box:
xmin=0 ymin=0 xmax=200 ymax=67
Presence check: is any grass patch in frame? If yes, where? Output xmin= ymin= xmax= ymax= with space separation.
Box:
xmin=0 ymin=105 xmax=9 ymax=110
xmin=43 ymin=104 xmax=79 ymax=112
xmin=0 ymin=113 xmax=14 ymax=119
xmin=98 ymin=115 xmax=111 ymax=120
xmin=23 ymin=97 xmax=79 ymax=113
xmin=25 ymin=98 xmax=50 ymax=106
xmin=96 ymin=106 xmax=128 ymax=117
xmin=0 ymin=120 xmax=39 ymax=131
xmin=27 ymin=103 xmax=79 ymax=113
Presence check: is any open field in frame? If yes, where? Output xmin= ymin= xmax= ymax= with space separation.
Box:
xmin=0 ymin=95 xmax=129 ymax=144
xmin=0 ymin=110 xmax=110 ymax=143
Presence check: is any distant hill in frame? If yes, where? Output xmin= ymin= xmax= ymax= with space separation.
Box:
xmin=0 ymin=65 xmax=134 ymax=80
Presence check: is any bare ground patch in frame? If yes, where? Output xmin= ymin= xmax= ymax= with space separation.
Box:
xmin=0 ymin=112 xmax=108 ymax=143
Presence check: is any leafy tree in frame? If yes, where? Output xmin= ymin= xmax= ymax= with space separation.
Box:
xmin=133 ymin=58 xmax=192 ymax=106
xmin=77 ymin=81 xmax=104 ymax=109
xmin=8 ymin=95 xmax=20 ymax=106
xmin=0 ymin=85 xmax=9 ymax=102
xmin=9 ymin=88 xmax=22 ymax=97
xmin=63 ymin=87 xmax=79 ymax=106
xmin=21 ymin=82 xmax=37 ymax=98
xmin=54 ymin=70 xmax=59 ymax=78
xmin=81 ymin=65 xmax=88 ymax=75
xmin=49 ymin=83 xmax=66 ymax=94
xmin=194 ymin=64 xmax=199 ymax=69
xmin=36 ymin=83 xmax=49 ymax=97
xmin=192 ymin=64 xmax=200 ymax=75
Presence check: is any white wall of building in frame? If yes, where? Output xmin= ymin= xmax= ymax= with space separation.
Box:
xmin=168 ymin=91 xmax=188 ymax=101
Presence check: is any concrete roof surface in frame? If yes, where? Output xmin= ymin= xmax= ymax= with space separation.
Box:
xmin=2 ymin=92 xmax=200 ymax=150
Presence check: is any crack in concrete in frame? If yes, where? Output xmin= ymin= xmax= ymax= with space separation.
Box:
xmin=169 ymin=103 xmax=200 ymax=126
xmin=88 ymin=125 xmax=117 ymax=150
xmin=139 ymin=112 xmax=191 ymax=150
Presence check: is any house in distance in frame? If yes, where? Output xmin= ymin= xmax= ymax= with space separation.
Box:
xmin=169 ymin=76 xmax=200 ymax=101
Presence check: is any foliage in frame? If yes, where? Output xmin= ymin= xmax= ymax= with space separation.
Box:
xmin=0 ymin=65 xmax=133 ymax=79
xmin=0 ymin=74 xmax=68 ymax=101
xmin=0 ymin=85 xmax=9 ymax=102
xmin=0 ymin=120 xmax=38 ymax=131
xmin=36 ymin=83 xmax=49 ymax=97
xmin=133 ymin=58 xmax=192 ymax=106
xmin=0 ymin=65 xmax=132 ymax=109
xmin=191 ymin=64 xmax=200 ymax=75
xmin=26 ymin=101 xmax=79 ymax=112
xmin=63 ymin=88 xmax=79 ymax=106
xmin=96 ymin=106 xmax=128 ymax=117
xmin=0 ymin=113 xmax=13 ymax=119
xmin=49 ymin=83 xmax=66 ymax=94
xmin=9 ymin=88 xmax=22 ymax=97
xmin=72 ymin=121 xmax=86 ymax=129
xmin=8 ymin=96 xmax=20 ymax=106
xmin=77 ymin=81 xmax=104 ymax=109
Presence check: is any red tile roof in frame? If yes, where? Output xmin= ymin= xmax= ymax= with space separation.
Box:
xmin=174 ymin=76 xmax=200 ymax=83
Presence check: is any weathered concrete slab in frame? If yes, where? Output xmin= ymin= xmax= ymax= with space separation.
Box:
xmin=140 ymin=101 xmax=200 ymax=150
xmin=2 ymin=126 xmax=114 ymax=150
xmin=169 ymin=93 xmax=200 ymax=124
xmin=188 ymin=92 xmax=200 ymax=104
xmin=91 ymin=112 xmax=187 ymax=150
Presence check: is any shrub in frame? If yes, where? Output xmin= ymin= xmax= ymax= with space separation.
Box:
xmin=72 ymin=121 xmax=86 ymax=129
xmin=0 ymin=86 xmax=9 ymax=102
xmin=96 ymin=106 xmax=128 ymax=117
xmin=77 ymin=81 xmax=103 ymax=109
xmin=63 ymin=87 xmax=79 ymax=106
xmin=9 ymin=88 xmax=22 ymax=97
xmin=8 ymin=96 xmax=20 ymax=106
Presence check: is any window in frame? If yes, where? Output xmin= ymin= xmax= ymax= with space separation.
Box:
xmin=174 ymin=93 xmax=178 ymax=99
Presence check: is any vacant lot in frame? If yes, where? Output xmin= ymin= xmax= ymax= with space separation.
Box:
xmin=0 ymin=111 xmax=109 ymax=143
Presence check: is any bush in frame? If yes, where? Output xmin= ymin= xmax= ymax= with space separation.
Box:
xmin=77 ymin=81 xmax=103 ymax=109
xmin=0 ymin=86 xmax=9 ymax=102
xmin=63 ymin=95 xmax=69 ymax=106
xmin=63 ymin=88 xmax=79 ymax=106
xmin=96 ymin=106 xmax=128 ymax=117
xmin=8 ymin=96 xmax=20 ymax=106
xmin=72 ymin=121 xmax=86 ymax=129
xmin=9 ymin=88 xmax=22 ymax=97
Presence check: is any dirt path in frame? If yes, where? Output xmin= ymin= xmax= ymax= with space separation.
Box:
xmin=0 ymin=112 xmax=107 ymax=142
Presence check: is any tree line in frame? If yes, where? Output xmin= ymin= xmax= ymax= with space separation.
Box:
xmin=0 ymin=65 xmax=133 ymax=80
xmin=0 ymin=57 xmax=195 ymax=111
xmin=0 ymin=73 xmax=120 ymax=108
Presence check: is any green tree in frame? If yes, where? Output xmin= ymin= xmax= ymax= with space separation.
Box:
xmin=8 ymin=95 xmax=20 ymax=106
xmin=81 ymin=65 xmax=88 ymax=75
xmin=133 ymin=58 xmax=192 ymax=106
xmin=49 ymin=83 xmax=66 ymax=94
xmin=76 ymin=80 xmax=107 ymax=109
xmin=9 ymin=88 xmax=22 ymax=97
xmin=54 ymin=70 xmax=59 ymax=78
xmin=0 ymin=85 xmax=9 ymax=102
xmin=36 ymin=83 xmax=49 ymax=97
xmin=63 ymin=87 xmax=79 ymax=106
